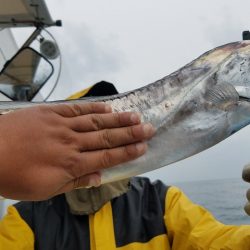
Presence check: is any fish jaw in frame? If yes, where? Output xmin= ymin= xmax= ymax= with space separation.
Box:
xmin=226 ymin=100 xmax=250 ymax=135
xmin=215 ymin=41 xmax=250 ymax=99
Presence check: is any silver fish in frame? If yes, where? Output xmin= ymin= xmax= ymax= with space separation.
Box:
xmin=1 ymin=41 xmax=250 ymax=184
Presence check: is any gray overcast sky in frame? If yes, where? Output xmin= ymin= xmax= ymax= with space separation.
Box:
xmin=43 ymin=0 xmax=250 ymax=183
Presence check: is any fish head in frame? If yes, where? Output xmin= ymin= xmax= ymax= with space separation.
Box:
xmin=206 ymin=41 xmax=250 ymax=134
xmin=180 ymin=41 xmax=250 ymax=139
xmin=214 ymin=41 xmax=250 ymax=99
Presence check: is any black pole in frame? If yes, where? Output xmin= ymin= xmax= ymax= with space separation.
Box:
xmin=243 ymin=30 xmax=250 ymax=40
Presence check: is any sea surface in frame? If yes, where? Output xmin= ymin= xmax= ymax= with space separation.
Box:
xmin=173 ymin=177 xmax=250 ymax=225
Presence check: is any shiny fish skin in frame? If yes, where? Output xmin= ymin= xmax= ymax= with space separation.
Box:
xmin=1 ymin=41 xmax=250 ymax=184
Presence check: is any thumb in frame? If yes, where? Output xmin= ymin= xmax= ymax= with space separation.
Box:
xmin=244 ymin=200 xmax=250 ymax=216
xmin=242 ymin=164 xmax=250 ymax=215
xmin=242 ymin=163 xmax=250 ymax=182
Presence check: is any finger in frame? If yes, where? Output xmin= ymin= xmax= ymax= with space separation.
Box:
xmin=76 ymin=123 xmax=155 ymax=151
xmin=247 ymin=188 xmax=250 ymax=201
xmin=69 ymin=112 xmax=141 ymax=132
xmin=244 ymin=201 xmax=250 ymax=216
xmin=242 ymin=163 xmax=250 ymax=182
xmin=49 ymin=102 xmax=112 ymax=117
xmin=77 ymin=142 xmax=148 ymax=175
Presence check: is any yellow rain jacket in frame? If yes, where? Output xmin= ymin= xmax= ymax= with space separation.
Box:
xmin=0 ymin=177 xmax=250 ymax=250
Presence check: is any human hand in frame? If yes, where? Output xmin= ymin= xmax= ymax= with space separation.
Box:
xmin=242 ymin=164 xmax=250 ymax=215
xmin=0 ymin=103 xmax=155 ymax=200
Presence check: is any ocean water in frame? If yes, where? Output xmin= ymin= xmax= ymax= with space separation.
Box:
xmin=173 ymin=178 xmax=250 ymax=225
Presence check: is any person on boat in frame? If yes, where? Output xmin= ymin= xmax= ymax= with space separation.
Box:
xmin=0 ymin=82 xmax=249 ymax=250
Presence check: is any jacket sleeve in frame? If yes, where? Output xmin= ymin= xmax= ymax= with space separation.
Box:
xmin=165 ymin=186 xmax=250 ymax=250
xmin=0 ymin=205 xmax=34 ymax=250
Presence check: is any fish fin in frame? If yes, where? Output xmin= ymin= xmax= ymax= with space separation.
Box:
xmin=205 ymin=82 xmax=239 ymax=106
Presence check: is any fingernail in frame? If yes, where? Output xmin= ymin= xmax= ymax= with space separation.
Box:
xmin=105 ymin=104 xmax=112 ymax=113
xmin=135 ymin=142 xmax=147 ymax=153
xmin=143 ymin=123 xmax=155 ymax=137
xmin=130 ymin=113 xmax=140 ymax=123
xmin=88 ymin=176 xmax=101 ymax=187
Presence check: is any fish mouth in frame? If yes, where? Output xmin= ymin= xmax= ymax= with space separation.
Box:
xmin=239 ymin=96 xmax=250 ymax=102
xmin=235 ymin=86 xmax=250 ymax=101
